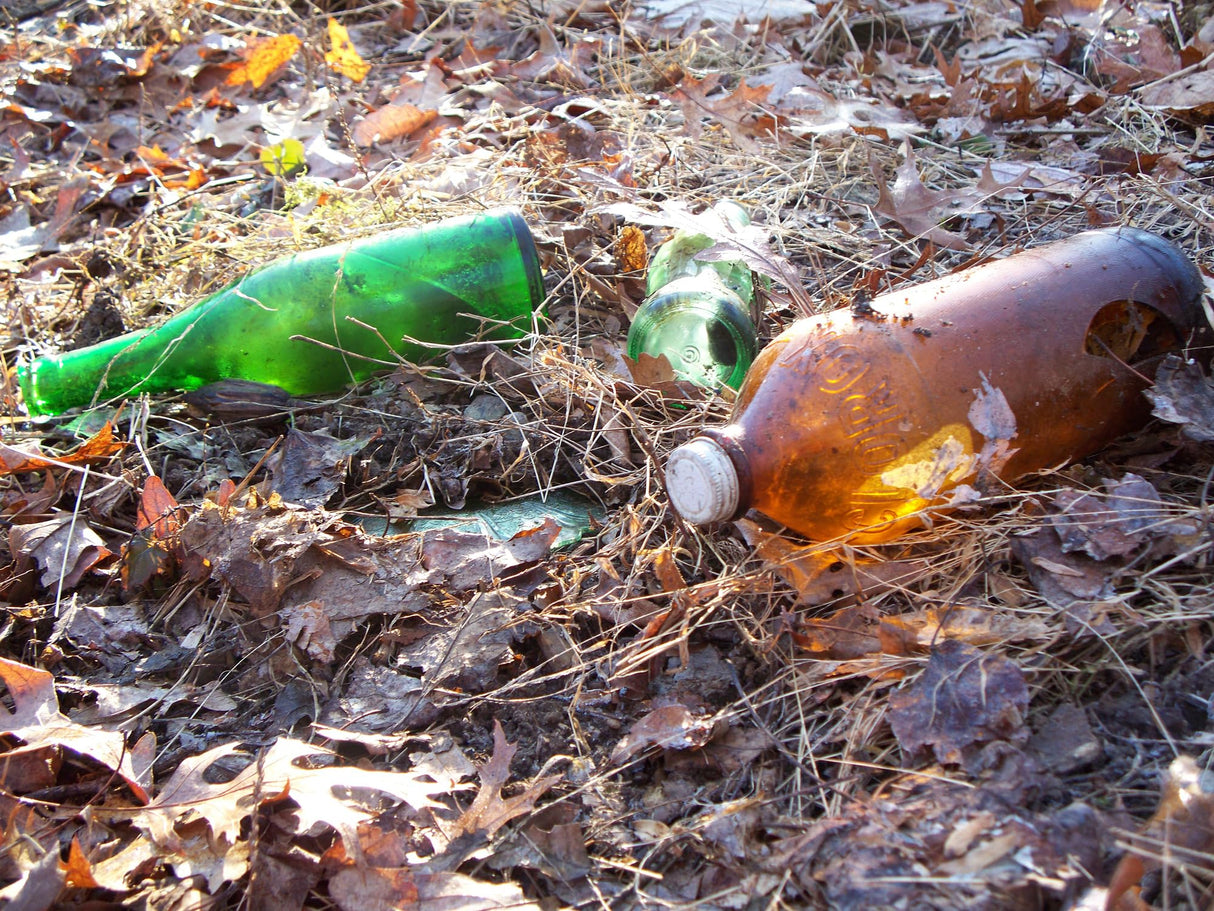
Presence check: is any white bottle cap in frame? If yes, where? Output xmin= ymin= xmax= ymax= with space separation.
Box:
xmin=666 ymin=437 xmax=740 ymax=525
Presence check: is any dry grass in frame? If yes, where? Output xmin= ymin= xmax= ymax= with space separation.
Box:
xmin=4 ymin=0 xmax=1214 ymax=908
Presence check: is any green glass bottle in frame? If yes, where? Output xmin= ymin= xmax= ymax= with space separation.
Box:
xmin=626 ymin=201 xmax=759 ymax=390
xmin=18 ymin=209 xmax=545 ymax=416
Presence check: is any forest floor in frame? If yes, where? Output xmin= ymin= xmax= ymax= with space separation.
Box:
xmin=3 ymin=0 xmax=1214 ymax=908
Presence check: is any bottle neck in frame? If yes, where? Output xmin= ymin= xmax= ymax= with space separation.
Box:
xmin=697 ymin=426 xmax=753 ymax=520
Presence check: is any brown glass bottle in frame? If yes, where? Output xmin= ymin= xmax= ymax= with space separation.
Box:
xmin=665 ymin=227 xmax=1208 ymax=543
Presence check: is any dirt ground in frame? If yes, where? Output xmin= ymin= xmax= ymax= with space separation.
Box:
xmin=3 ymin=0 xmax=1214 ymax=908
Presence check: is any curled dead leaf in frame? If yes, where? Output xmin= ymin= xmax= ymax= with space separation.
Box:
xmin=609 ymin=703 xmax=717 ymax=765
xmin=352 ymin=103 xmax=437 ymax=147
xmin=10 ymin=514 xmax=113 ymax=590
xmin=0 ymin=421 xmax=125 ymax=475
xmin=1146 ymin=355 xmax=1214 ymax=442
xmin=0 ymin=657 xmax=152 ymax=802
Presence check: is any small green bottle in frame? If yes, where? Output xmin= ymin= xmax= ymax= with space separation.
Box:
xmin=18 ymin=209 xmax=545 ymax=416
xmin=626 ymin=201 xmax=759 ymax=390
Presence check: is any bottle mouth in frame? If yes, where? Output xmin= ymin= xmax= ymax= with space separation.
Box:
xmin=498 ymin=209 xmax=547 ymax=311
xmin=666 ymin=436 xmax=740 ymax=525
xmin=627 ymin=280 xmax=758 ymax=390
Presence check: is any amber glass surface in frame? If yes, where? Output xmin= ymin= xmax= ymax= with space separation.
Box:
xmin=690 ymin=228 xmax=1206 ymax=542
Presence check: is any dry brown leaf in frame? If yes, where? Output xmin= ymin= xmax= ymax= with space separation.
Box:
xmin=888 ymin=639 xmax=1029 ymax=765
xmin=486 ymin=803 xmax=592 ymax=881
xmin=3 ymin=849 xmax=64 ymax=910
xmin=138 ymin=737 xmax=451 ymax=884
xmin=1085 ymin=24 xmax=1180 ymax=94
xmin=281 ymin=600 xmax=337 ymax=662
xmin=267 ymin=428 xmax=370 ymax=507
xmin=352 ymin=102 xmax=437 ymax=147
xmin=328 ymin=866 xmax=418 ymax=909
xmin=1028 ymin=703 xmax=1103 ymax=775
xmin=905 ymin=604 xmax=1050 ymax=648
xmin=1050 ymin=473 xmax=1192 ymax=561
xmin=395 ymin=590 xmax=525 ymax=692
xmin=61 ymin=837 xmax=98 ymax=889
xmin=873 ymin=140 xmax=983 ymax=250
xmin=511 ymin=24 xmax=600 ymax=88
xmin=792 ymin=603 xmax=885 ymax=661
xmin=0 ymin=657 xmax=152 ymax=802
xmin=1146 ymin=355 xmax=1214 ymax=441
xmin=329 ymin=867 xmax=540 ymax=911
xmin=674 ymin=75 xmax=772 ymax=151
xmin=937 ymin=830 xmax=1022 ymax=876
xmin=455 ymin=720 xmax=561 ymax=840
xmin=0 ymin=421 xmax=125 ymax=475
xmin=1140 ymin=69 xmax=1214 ymax=117
xmin=9 ymin=514 xmax=113 ymax=590
xmin=1010 ymin=526 xmax=1117 ymax=631
xmin=616 ymin=224 xmax=647 ymax=272
xmin=609 ymin=704 xmax=717 ymax=765
xmin=736 ymin=518 xmax=930 ymax=605
xmin=180 ymin=495 xmax=547 ymax=627
xmin=123 ymin=474 xmax=185 ymax=593
xmin=599 ymin=199 xmax=798 ymax=290
xmin=780 ymin=85 xmax=921 ymax=141
xmin=1107 ymin=756 xmax=1214 ymax=910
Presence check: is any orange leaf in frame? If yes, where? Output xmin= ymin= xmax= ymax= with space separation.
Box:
xmin=324 ymin=18 xmax=370 ymax=82
xmin=226 ymin=33 xmax=300 ymax=89
xmin=616 ymin=225 xmax=647 ymax=272
xmin=62 ymin=837 xmax=98 ymax=889
xmin=0 ymin=422 xmax=125 ymax=475
xmin=136 ymin=475 xmax=183 ymax=537
xmin=352 ymin=103 xmax=436 ymax=147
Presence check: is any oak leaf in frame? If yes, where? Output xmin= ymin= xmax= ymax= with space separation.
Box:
xmin=455 ymin=721 xmax=560 ymax=840
xmin=329 ymin=867 xmax=539 ymax=911
xmin=138 ymin=737 xmax=453 ymax=885
xmin=0 ymin=657 xmax=152 ymax=802
xmin=511 ymin=24 xmax=600 ymax=88
xmin=674 ymin=75 xmax=772 ymax=151
xmin=873 ymin=140 xmax=983 ymax=250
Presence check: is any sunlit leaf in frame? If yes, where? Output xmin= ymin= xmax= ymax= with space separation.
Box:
xmin=0 ymin=421 xmax=125 ymax=475
xmin=616 ymin=224 xmax=647 ymax=272
xmin=0 ymin=656 xmax=152 ymax=802
xmin=260 ymin=137 xmax=306 ymax=176
xmin=226 ymin=33 xmax=300 ymax=89
xmin=324 ymin=18 xmax=369 ymax=82
xmin=351 ymin=103 xmax=436 ymax=147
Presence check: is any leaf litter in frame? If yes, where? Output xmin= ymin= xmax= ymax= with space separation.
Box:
xmin=3 ymin=0 xmax=1214 ymax=908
